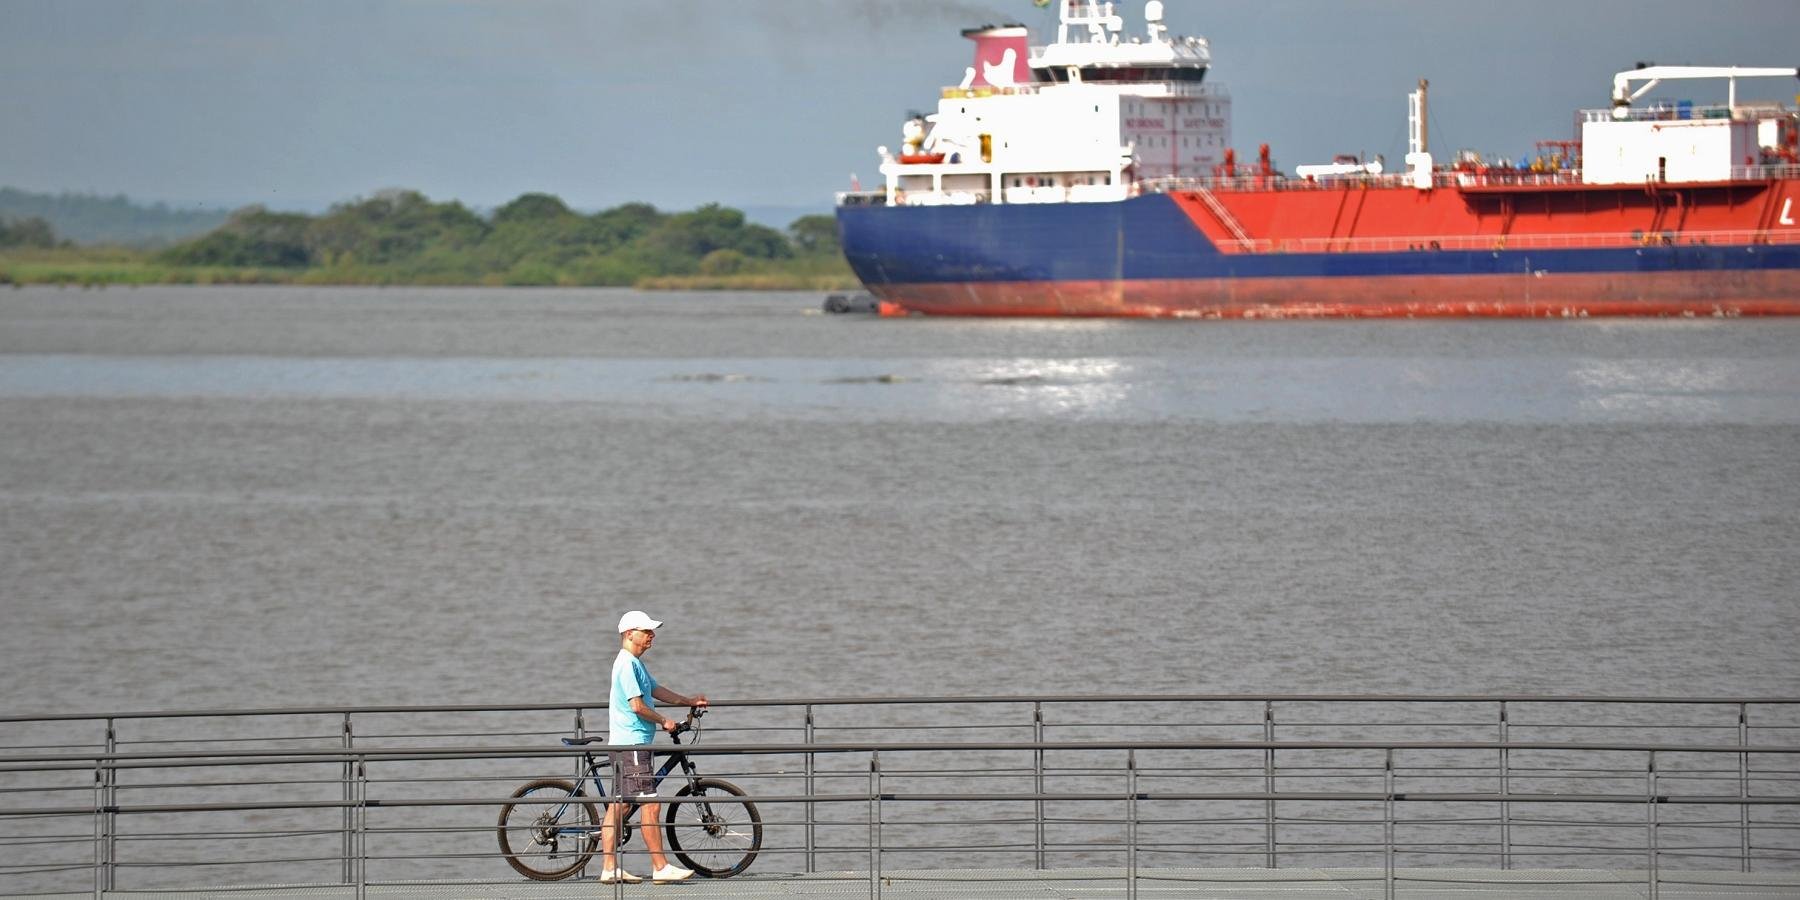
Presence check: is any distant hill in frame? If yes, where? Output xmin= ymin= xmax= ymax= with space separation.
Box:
xmin=0 ymin=187 xmax=231 ymax=247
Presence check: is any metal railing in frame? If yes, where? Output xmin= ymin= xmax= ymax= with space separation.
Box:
xmin=1141 ymin=164 xmax=1800 ymax=195
xmin=2 ymin=695 xmax=1798 ymax=897
xmin=1579 ymin=103 xmax=1786 ymax=123
xmin=1182 ymin=227 xmax=1800 ymax=255
xmin=939 ymin=81 xmax=1227 ymax=100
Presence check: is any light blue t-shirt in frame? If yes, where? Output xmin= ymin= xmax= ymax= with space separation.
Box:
xmin=608 ymin=648 xmax=659 ymax=746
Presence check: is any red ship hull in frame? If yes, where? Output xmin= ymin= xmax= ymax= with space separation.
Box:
xmin=873 ymin=271 xmax=1800 ymax=318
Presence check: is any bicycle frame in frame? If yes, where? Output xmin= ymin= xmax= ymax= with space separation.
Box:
xmin=578 ymin=742 xmax=703 ymax=808
xmin=545 ymin=727 xmax=704 ymax=842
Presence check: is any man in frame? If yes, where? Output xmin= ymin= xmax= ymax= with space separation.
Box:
xmin=599 ymin=610 xmax=708 ymax=885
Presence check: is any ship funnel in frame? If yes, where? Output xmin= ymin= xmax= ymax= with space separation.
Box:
xmin=962 ymin=25 xmax=1031 ymax=89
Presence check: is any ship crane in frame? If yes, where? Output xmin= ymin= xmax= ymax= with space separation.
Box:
xmin=1611 ymin=65 xmax=1800 ymax=118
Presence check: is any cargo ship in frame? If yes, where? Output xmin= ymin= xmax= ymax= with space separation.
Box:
xmin=834 ymin=0 xmax=1800 ymax=317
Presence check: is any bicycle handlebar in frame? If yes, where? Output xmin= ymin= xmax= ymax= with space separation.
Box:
xmin=559 ymin=705 xmax=705 ymax=746
xmin=671 ymin=705 xmax=705 ymax=741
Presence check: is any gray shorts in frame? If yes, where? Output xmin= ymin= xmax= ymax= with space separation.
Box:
xmin=608 ymin=748 xmax=657 ymax=800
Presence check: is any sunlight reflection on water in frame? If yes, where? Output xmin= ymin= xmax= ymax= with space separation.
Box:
xmin=0 ymin=353 xmax=1795 ymax=424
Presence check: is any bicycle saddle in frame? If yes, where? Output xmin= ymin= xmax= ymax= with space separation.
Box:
xmin=561 ymin=736 xmax=607 ymax=745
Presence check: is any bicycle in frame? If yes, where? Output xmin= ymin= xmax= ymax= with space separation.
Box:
xmin=496 ymin=707 xmax=763 ymax=880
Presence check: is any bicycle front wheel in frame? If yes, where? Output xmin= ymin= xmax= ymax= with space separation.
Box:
xmin=663 ymin=777 xmax=762 ymax=877
xmin=497 ymin=778 xmax=600 ymax=881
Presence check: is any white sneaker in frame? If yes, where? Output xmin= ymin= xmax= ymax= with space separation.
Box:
xmin=651 ymin=863 xmax=694 ymax=883
xmin=598 ymin=866 xmax=642 ymax=884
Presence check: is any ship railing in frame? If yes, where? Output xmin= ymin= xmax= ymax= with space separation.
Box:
xmin=835 ymin=191 xmax=890 ymax=207
xmin=1138 ymin=173 xmax=1434 ymax=193
xmin=1218 ymin=229 xmax=1799 ymax=256
xmin=1456 ymin=167 xmax=1800 ymax=186
xmin=1143 ymin=171 xmax=1592 ymax=192
xmin=942 ymin=80 xmax=1225 ymax=99
xmin=1732 ymin=163 xmax=1800 ymax=181
xmin=1444 ymin=170 xmax=1587 ymax=188
xmin=2 ymin=695 xmax=1799 ymax=896
xmin=1580 ymin=103 xmax=1788 ymax=123
xmin=841 ymin=188 xmax=1136 ymax=208
xmin=840 ymin=190 xmax=998 ymax=208
xmin=1144 ymin=165 xmax=1800 ymax=196
xmin=943 ymin=84 xmax=1047 ymax=99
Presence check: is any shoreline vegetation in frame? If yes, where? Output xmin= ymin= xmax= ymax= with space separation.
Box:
xmin=0 ymin=190 xmax=860 ymax=291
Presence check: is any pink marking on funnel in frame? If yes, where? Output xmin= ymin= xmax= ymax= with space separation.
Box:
xmin=964 ymin=26 xmax=1031 ymax=89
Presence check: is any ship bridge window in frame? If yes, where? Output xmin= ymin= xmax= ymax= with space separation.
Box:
xmin=1045 ymin=66 xmax=1208 ymax=84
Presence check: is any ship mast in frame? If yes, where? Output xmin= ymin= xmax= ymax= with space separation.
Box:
xmin=1406 ymin=79 xmax=1434 ymax=189
xmin=1057 ymin=1 xmax=1124 ymax=46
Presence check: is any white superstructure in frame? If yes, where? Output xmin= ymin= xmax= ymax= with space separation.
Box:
xmin=878 ymin=1 xmax=1229 ymax=207
xmin=1582 ymin=66 xmax=1800 ymax=185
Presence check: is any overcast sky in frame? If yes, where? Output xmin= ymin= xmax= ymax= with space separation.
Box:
xmin=4 ymin=0 xmax=1797 ymax=215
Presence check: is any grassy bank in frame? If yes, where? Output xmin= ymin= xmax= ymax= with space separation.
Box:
xmin=0 ymin=247 xmax=289 ymax=286
xmin=0 ymin=246 xmax=859 ymax=291
xmin=2 ymin=191 xmax=860 ymax=291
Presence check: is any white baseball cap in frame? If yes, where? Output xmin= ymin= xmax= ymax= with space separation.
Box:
xmin=618 ymin=610 xmax=664 ymax=633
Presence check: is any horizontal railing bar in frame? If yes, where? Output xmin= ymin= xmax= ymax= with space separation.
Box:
xmin=6 ymin=693 xmax=1799 ymax=725
xmin=7 ymin=790 xmax=1800 ymax=820
xmin=117 ymin=734 xmax=342 ymax=746
xmin=5 ymin=738 xmax=1800 ymax=769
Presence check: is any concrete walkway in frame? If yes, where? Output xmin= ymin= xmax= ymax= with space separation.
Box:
xmin=86 ymin=868 xmax=1800 ymax=899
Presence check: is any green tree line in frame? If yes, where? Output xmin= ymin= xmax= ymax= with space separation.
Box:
xmin=0 ymin=216 xmax=62 ymax=249
xmin=157 ymin=190 xmax=846 ymax=287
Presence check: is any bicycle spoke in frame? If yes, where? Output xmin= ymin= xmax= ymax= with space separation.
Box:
xmin=497 ymin=781 xmax=598 ymax=881
xmin=664 ymin=779 xmax=762 ymax=878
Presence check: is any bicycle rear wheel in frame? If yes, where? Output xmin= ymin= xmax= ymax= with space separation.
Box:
xmin=663 ymin=777 xmax=762 ymax=877
xmin=496 ymin=779 xmax=600 ymax=881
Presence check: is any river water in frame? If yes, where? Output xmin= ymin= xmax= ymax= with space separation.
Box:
xmin=1 ymin=286 xmax=1798 ymax=716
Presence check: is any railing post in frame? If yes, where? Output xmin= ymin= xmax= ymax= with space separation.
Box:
xmin=1126 ymin=749 xmax=1138 ymax=900
xmin=1646 ymin=750 xmax=1659 ymax=900
xmin=1498 ymin=701 xmax=1511 ymax=870
xmin=806 ymin=704 xmax=816 ymax=874
xmin=1384 ymin=748 xmax=1396 ymax=900
xmin=1739 ymin=702 xmax=1752 ymax=873
xmin=1033 ymin=701 xmax=1045 ymax=870
xmin=102 ymin=718 xmax=116 ymax=893
xmin=354 ymin=757 xmax=368 ymax=900
xmin=341 ymin=713 xmax=354 ymax=886
xmin=92 ymin=760 xmax=104 ymax=900
xmin=868 ymin=751 xmax=881 ymax=900
xmin=1264 ymin=699 xmax=1276 ymax=869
